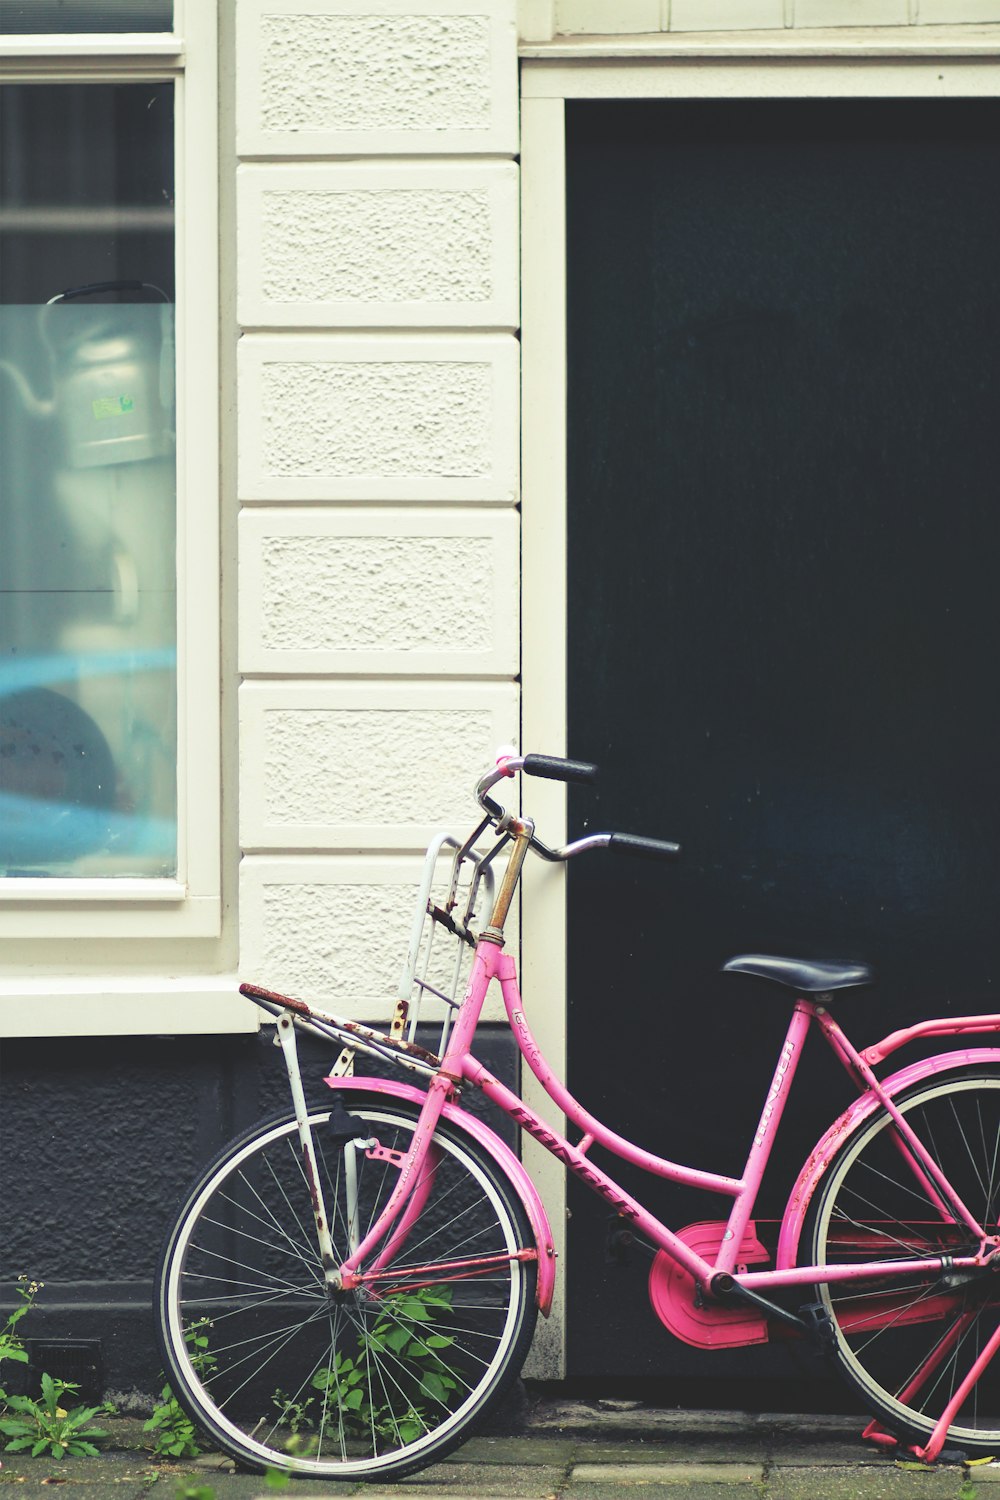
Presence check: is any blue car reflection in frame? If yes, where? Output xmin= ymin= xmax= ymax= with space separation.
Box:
xmin=0 ymin=649 xmax=176 ymax=871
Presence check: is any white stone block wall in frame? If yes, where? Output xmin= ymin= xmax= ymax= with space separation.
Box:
xmin=236 ymin=0 xmax=520 ymax=1022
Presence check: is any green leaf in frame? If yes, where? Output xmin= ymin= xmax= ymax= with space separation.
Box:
xmin=419 ymin=1372 xmax=449 ymax=1403
xmin=384 ymin=1326 xmax=410 ymax=1353
xmin=425 ymin=1334 xmax=453 ymax=1348
xmin=399 ymin=1299 xmax=431 ymax=1322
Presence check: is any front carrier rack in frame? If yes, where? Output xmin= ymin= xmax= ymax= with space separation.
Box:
xmin=241 ymin=816 xmax=504 ymax=1076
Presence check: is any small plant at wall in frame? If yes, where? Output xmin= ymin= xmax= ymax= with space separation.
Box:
xmin=0 ymin=1373 xmax=109 ymax=1459
xmin=268 ymin=1284 xmax=458 ymax=1453
xmin=0 ymin=1276 xmax=41 ymax=1372
xmin=144 ymin=1384 xmax=205 ymax=1460
xmin=0 ymin=1280 xmax=109 ymax=1461
xmin=144 ymin=1321 xmax=215 ymax=1460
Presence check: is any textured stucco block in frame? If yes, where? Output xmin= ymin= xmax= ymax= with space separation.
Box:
xmin=239 ymin=507 xmax=518 ymax=675
xmin=236 ymin=0 xmax=518 ymax=157
xmin=670 ymin=0 xmax=783 ymax=28
xmin=238 ymin=335 xmax=519 ymax=502
xmin=240 ymin=856 xmax=509 ymax=1020
xmin=239 ymin=681 xmax=518 ymax=850
xmin=237 ymin=162 xmax=519 ymax=329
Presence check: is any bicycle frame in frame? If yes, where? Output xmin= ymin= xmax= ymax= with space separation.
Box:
xmin=334 ymin=935 xmax=1000 ymax=1306
xmin=238 ymin=764 xmax=1000 ymax=1469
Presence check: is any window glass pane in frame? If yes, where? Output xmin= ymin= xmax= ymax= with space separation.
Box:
xmin=0 ymin=83 xmax=176 ymax=878
xmin=0 ymin=2 xmax=172 ymax=33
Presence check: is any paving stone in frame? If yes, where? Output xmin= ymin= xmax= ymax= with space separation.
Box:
xmin=766 ymin=1439 xmax=888 ymax=1465
xmin=764 ymin=1463 xmax=967 ymax=1498
xmin=576 ymin=1440 xmax=770 ymax=1465
xmin=374 ymin=1461 xmax=567 ymax=1495
xmin=0 ymin=1452 xmax=158 ymax=1493
xmin=757 ymin=1413 xmax=859 ymax=1434
xmin=0 ymin=1485 xmax=154 ymax=1500
xmin=564 ymin=1488 xmax=764 ymax=1500
xmin=964 ymin=1462 xmax=1000 ymax=1483
xmin=161 ymin=1472 xmax=289 ymax=1498
xmin=456 ymin=1435 xmax=578 ymax=1466
xmin=571 ymin=1461 xmax=765 ymax=1484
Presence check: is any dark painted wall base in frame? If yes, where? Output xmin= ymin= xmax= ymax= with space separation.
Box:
xmin=0 ymin=1025 xmax=519 ymax=1402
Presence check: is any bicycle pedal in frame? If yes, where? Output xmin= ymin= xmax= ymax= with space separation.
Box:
xmin=797 ymin=1301 xmax=838 ymax=1354
xmin=605 ymin=1218 xmax=655 ymax=1265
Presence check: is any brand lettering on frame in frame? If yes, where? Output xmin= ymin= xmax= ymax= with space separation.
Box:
xmin=509 ymin=1104 xmax=639 ymax=1220
xmin=753 ymin=1040 xmax=796 ymax=1148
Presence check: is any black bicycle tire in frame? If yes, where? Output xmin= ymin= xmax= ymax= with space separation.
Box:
xmin=155 ymin=1091 xmax=538 ymax=1480
xmin=806 ymin=1064 xmax=1000 ymax=1455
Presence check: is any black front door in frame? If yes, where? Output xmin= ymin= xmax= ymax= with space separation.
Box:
xmin=565 ymin=98 xmax=1000 ymax=1383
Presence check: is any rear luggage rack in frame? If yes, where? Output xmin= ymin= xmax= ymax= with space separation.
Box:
xmin=241 ymin=827 xmax=498 ymax=1075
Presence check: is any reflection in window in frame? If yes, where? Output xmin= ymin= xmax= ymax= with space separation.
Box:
xmin=0 ymin=2 xmax=172 ymax=34
xmin=0 ymin=84 xmax=176 ymax=877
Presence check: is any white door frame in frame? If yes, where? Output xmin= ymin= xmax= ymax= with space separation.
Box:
xmin=518 ymin=28 xmax=1000 ymax=1379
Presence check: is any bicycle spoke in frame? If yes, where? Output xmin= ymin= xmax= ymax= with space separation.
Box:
xmin=162 ymin=1103 xmax=535 ymax=1480
xmin=812 ymin=1070 xmax=1000 ymax=1454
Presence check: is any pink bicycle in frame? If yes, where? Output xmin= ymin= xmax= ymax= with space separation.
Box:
xmin=157 ymin=753 xmax=1000 ymax=1479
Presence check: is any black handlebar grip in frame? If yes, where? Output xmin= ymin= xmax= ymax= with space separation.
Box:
xmin=608 ymin=833 xmax=682 ymax=860
xmin=522 ymin=754 xmax=599 ymax=784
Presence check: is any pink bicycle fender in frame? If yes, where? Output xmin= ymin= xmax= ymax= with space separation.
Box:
xmin=776 ymin=1046 xmax=1000 ymax=1271
xmin=322 ymin=1074 xmax=557 ymax=1315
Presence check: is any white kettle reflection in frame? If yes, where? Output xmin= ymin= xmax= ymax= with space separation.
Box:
xmin=0 ymin=280 xmax=177 ymax=874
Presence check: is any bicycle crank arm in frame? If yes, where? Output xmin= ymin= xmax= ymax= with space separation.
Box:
xmin=710 ymin=1273 xmax=810 ymax=1335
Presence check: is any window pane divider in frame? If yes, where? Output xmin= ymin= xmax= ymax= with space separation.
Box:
xmin=0 ymin=34 xmax=183 ymax=60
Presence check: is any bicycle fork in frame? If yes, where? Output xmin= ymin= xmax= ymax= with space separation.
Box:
xmin=275 ymin=1011 xmax=352 ymax=1283
xmin=275 ymin=1008 xmax=455 ymax=1292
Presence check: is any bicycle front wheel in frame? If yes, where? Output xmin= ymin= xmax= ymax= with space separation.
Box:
xmin=156 ymin=1091 xmax=538 ymax=1480
xmin=808 ymin=1066 xmax=1000 ymax=1454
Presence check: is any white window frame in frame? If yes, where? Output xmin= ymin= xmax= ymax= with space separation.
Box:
xmin=519 ymin=23 xmax=1000 ymax=1381
xmin=0 ymin=1 xmax=220 ymax=940
xmin=0 ymin=3 xmax=242 ymax=1036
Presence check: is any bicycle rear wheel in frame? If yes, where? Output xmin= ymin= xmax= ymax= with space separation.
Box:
xmin=808 ymin=1066 xmax=1000 ymax=1454
xmin=156 ymin=1090 xmax=538 ymax=1480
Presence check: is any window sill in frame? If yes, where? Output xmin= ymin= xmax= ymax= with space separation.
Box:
xmin=0 ymin=974 xmax=254 ymax=1037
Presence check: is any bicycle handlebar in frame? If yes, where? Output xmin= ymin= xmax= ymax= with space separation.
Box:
xmin=475 ymin=752 xmax=682 ymax=862
xmin=608 ymin=831 xmax=682 ymax=860
xmin=522 ymin=753 xmax=599 ymax=784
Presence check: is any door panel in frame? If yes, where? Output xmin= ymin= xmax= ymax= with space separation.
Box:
xmin=565 ymin=99 xmax=1000 ymax=1379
